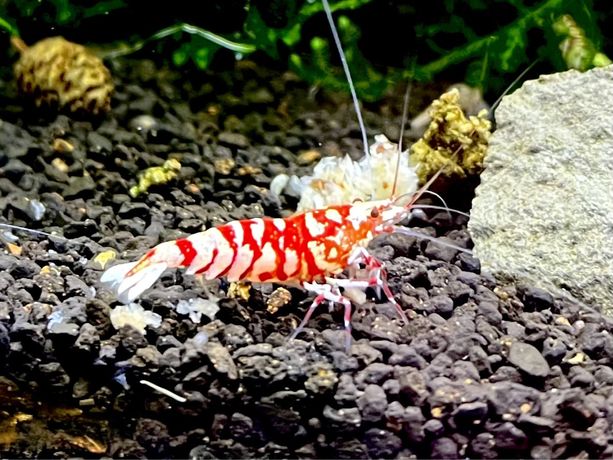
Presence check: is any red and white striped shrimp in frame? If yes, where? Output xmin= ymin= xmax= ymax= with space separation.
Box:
xmin=101 ymin=0 xmax=472 ymax=348
xmin=100 ymin=201 xmax=398 ymax=301
xmin=101 ymin=174 xmax=469 ymax=348
xmin=101 ymin=200 xmax=402 ymax=301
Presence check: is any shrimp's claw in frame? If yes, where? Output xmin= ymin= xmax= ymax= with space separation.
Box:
xmin=100 ymin=261 xmax=168 ymax=304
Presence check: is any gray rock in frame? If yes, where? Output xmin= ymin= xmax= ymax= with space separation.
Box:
xmin=388 ymin=344 xmax=427 ymax=368
xmin=454 ymin=401 xmax=489 ymax=425
xmin=218 ymin=132 xmax=249 ymax=149
xmin=87 ymin=131 xmax=113 ymax=153
xmin=6 ymin=195 xmax=45 ymax=221
xmin=398 ymin=369 xmax=428 ymax=405
xmin=355 ymin=363 xmax=394 ymax=387
xmin=423 ymin=418 xmax=444 ymax=437
xmin=73 ymin=323 xmax=100 ymax=355
xmin=0 ymin=120 xmax=35 ymax=158
xmin=364 ymin=428 xmax=402 ymax=459
xmin=0 ymin=323 xmax=9 ymax=364
xmin=38 ymin=362 xmax=70 ymax=388
xmin=469 ymin=65 xmax=613 ymax=314
xmin=205 ymin=342 xmax=238 ymax=380
xmin=334 ymin=374 xmax=360 ymax=404
xmin=431 ymin=437 xmax=458 ymax=459
xmin=357 ymin=384 xmax=387 ymax=422
xmin=322 ymin=405 xmax=361 ymax=427
xmin=63 ymin=175 xmax=97 ymax=199
xmin=507 ymin=341 xmax=550 ymax=378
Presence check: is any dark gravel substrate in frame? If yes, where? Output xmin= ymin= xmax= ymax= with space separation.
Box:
xmin=0 ymin=58 xmax=612 ymax=459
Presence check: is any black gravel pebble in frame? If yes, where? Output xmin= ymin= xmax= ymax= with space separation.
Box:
xmin=507 ymin=341 xmax=551 ymax=378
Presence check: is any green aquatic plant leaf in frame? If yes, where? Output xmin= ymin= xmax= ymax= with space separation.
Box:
xmin=243 ymin=7 xmax=283 ymax=58
xmin=193 ymin=40 xmax=219 ymax=70
xmin=172 ymin=42 xmax=191 ymax=67
xmin=289 ymin=15 xmax=387 ymax=101
xmin=0 ymin=15 xmax=18 ymax=36
xmin=103 ymin=22 xmax=256 ymax=61
xmin=495 ymin=27 xmax=528 ymax=73
xmin=408 ymin=0 xmax=606 ymax=93
xmin=244 ymin=0 xmax=374 ymax=59
xmin=0 ymin=0 xmax=609 ymax=101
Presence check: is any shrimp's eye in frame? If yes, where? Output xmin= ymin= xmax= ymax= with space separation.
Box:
xmin=370 ymin=208 xmax=379 ymax=218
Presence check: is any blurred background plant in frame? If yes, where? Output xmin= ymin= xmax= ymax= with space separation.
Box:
xmin=0 ymin=0 xmax=611 ymax=101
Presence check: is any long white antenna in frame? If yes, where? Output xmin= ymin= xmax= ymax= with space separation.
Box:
xmin=0 ymin=223 xmax=64 ymax=239
xmin=321 ymin=0 xmax=369 ymax=158
xmin=0 ymin=223 xmax=81 ymax=245
xmin=490 ymin=59 xmax=538 ymax=114
xmin=391 ymin=81 xmax=411 ymax=197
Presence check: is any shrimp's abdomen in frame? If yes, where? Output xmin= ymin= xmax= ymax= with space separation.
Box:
xmin=212 ymin=204 xmax=377 ymax=284
xmin=101 ymin=204 xmax=380 ymax=303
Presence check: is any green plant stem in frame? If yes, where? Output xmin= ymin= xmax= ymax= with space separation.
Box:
xmin=102 ymin=22 xmax=256 ymax=60
xmin=0 ymin=16 xmax=18 ymax=36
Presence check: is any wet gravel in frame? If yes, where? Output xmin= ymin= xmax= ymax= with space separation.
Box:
xmin=0 ymin=58 xmax=612 ymax=459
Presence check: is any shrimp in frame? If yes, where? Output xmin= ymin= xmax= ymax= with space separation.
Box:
xmin=100 ymin=169 xmax=470 ymax=349
xmin=101 ymin=0 xmax=471 ymax=349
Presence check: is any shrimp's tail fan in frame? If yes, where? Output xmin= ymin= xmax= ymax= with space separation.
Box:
xmin=100 ymin=261 xmax=168 ymax=304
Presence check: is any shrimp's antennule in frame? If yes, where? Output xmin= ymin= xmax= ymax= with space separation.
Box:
xmin=391 ymin=81 xmax=412 ymax=198
xmin=0 ymin=223 xmax=75 ymax=243
xmin=321 ymin=0 xmax=369 ymax=159
xmin=392 ymin=226 xmax=473 ymax=255
xmin=491 ymin=59 xmax=539 ymax=114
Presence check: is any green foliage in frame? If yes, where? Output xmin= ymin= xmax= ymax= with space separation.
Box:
xmin=0 ymin=0 xmax=128 ymax=36
xmin=105 ymin=0 xmax=377 ymax=73
xmin=0 ymin=16 xmax=18 ymax=36
xmin=0 ymin=0 xmax=610 ymax=100
xmin=289 ymin=15 xmax=387 ymax=101
xmin=104 ymin=23 xmax=256 ymax=71
xmin=410 ymin=0 xmax=606 ymax=91
xmin=244 ymin=0 xmax=373 ymax=58
xmin=132 ymin=0 xmax=609 ymax=98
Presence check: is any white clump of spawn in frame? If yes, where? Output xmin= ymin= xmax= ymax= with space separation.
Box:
xmin=272 ymin=135 xmax=418 ymax=211
xmin=176 ymin=297 xmax=220 ymax=323
xmin=110 ymin=303 xmax=162 ymax=334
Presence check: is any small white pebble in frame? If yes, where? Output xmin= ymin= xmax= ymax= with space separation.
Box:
xmin=269 ymin=174 xmax=290 ymax=196
xmin=110 ymin=303 xmax=162 ymax=334
xmin=176 ymin=297 xmax=219 ymax=323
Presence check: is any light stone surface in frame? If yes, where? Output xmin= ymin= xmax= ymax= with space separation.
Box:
xmin=469 ymin=65 xmax=613 ymax=314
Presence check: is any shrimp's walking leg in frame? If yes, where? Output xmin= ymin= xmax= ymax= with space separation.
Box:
xmin=343 ymin=247 xmax=409 ymax=323
xmin=290 ymin=282 xmax=354 ymax=351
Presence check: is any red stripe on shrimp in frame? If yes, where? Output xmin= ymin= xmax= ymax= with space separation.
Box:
xmin=238 ymin=219 xmax=264 ymax=280
xmin=194 ymin=247 xmax=219 ymax=275
xmin=294 ymin=212 xmax=327 ymax=281
xmin=250 ymin=219 xmax=285 ymax=283
xmin=175 ymin=239 xmax=197 ymax=266
xmin=214 ymin=224 xmax=239 ymax=278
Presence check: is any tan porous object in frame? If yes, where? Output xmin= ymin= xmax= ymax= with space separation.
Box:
xmin=14 ymin=36 xmax=113 ymax=115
